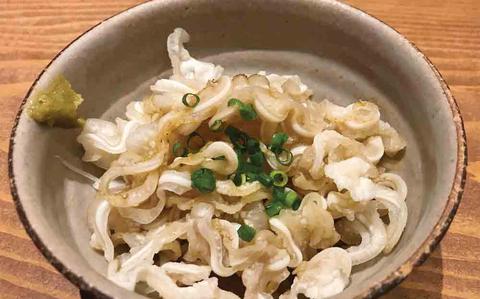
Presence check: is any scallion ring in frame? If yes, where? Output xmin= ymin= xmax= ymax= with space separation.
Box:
xmin=237 ymin=224 xmax=256 ymax=242
xmin=257 ymin=173 xmax=272 ymax=187
xmin=270 ymin=170 xmax=288 ymax=187
xmin=232 ymin=173 xmax=247 ymax=186
xmin=275 ymin=148 xmax=293 ymax=166
xmin=210 ymin=119 xmax=224 ymax=132
xmin=265 ymin=201 xmax=283 ymax=217
xmin=270 ymin=132 xmax=289 ymax=154
xmin=272 ymin=186 xmax=286 ymax=202
xmin=228 ymin=98 xmax=243 ymax=107
xmin=228 ymin=98 xmax=257 ymax=121
xmin=182 ymin=93 xmax=200 ymax=108
xmin=283 ymin=190 xmax=299 ymax=208
xmin=240 ymin=173 xmax=247 ymax=185
xmin=292 ymin=198 xmax=301 ymax=210
xmin=191 ymin=168 xmax=216 ymax=193
xmin=186 ymin=132 xmax=205 ymax=153
xmin=172 ymin=142 xmax=188 ymax=157
xmin=225 ymin=126 xmax=248 ymax=148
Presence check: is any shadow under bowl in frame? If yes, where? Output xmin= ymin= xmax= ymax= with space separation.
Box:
xmin=9 ymin=0 xmax=467 ymax=298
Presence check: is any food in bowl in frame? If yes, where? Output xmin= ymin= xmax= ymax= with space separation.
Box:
xmin=33 ymin=28 xmax=408 ymax=299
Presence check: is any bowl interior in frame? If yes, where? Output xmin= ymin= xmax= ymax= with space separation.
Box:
xmin=10 ymin=0 xmax=460 ymax=298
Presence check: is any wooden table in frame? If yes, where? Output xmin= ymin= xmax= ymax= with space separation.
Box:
xmin=0 ymin=1 xmax=479 ymax=298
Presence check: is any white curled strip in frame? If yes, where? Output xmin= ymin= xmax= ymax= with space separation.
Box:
xmin=108 ymin=261 xmax=239 ymax=299
xmin=117 ymin=189 xmax=166 ymax=225
xmin=170 ymin=141 xmax=238 ymax=175
xmin=167 ymin=190 xmax=270 ymax=215
xmin=77 ymin=118 xmax=138 ymax=155
xmin=166 ymin=28 xmax=223 ymax=91
xmin=343 ymin=207 xmax=387 ymax=265
xmin=324 ymin=157 xmax=377 ymax=202
xmin=89 ymin=199 xmax=114 ymax=262
xmin=374 ymin=173 xmax=408 ymax=253
xmin=269 ymin=218 xmax=303 ymax=267
xmin=215 ymin=180 xmax=262 ymax=197
xmin=158 ymin=170 xmax=192 ymax=195
xmin=280 ymin=247 xmax=352 ymax=299
xmin=118 ymin=221 xmax=189 ymax=273
xmin=309 ymin=130 xmax=383 ymax=180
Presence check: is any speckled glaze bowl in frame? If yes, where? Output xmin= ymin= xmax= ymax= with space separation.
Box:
xmin=8 ymin=0 xmax=466 ymax=298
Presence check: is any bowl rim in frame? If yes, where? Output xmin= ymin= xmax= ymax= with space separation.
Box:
xmin=8 ymin=0 xmax=467 ymax=298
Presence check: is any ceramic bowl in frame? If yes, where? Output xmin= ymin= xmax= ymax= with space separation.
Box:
xmin=8 ymin=0 xmax=467 ymax=298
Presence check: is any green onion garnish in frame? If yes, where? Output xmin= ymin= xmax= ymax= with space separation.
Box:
xmin=270 ymin=132 xmax=289 ymax=154
xmin=228 ymin=98 xmax=257 ymax=121
xmin=245 ymin=172 xmax=257 ymax=182
xmin=275 ymin=148 xmax=293 ymax=166
xmin=187 ymin=132 xmax=205 ymax=153
xmin=246 ymin=138 xmax=260 ymax=154
xmin=270 ymin=170 xmax=288 ymax=187
xmin=191 ymin=168 xmax=216 ymax=193
xmin=239 ymin=103 xmax=257 ymax=121
xmin=241 ymin=173 xmax=247 ymax=185
xmin=249 ymin=151 xmax=265 ymax=167
xmin=292 ymin=198 xmax=301 ymax=210
xmin=182 ymin=93 xmax=200 ymax=108
xmin=233 ymin=173 xmax=247 ymax=186
xmin=257 ymin=173 xmax=273 ymax=187
xmin=283 ymin=190 xmax=299 ymax=208
xmin=172 ymin=142 xmax=188 ymax=157
xmin=225 ymin=126 xmax=248 ymax=149
xmin=272 ymin=186 xmax=286 ymax=202
xmin=237 ymin=224 xmax=256 ymax=242
xmin=228 ymin=98 xmax=243 ymax=107
xmin=210 ymin=119 xmax=224 ymax=132
xmin=265 ymin=201 xmax=283 ymax=217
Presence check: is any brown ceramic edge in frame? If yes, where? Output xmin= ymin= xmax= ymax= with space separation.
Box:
xmin=342 ymin=2 xmax=468 ymax=299
xmin=355 ymin=59 xmax=467 ymax=299
xmin=7 ymin=1 xmax=468 ymax=299
xmin=7 ymin=1 xmax=154 ymax=298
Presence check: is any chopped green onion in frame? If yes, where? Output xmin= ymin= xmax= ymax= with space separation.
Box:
xmin=246 ymin=138 xmax=260 ymax=154
xmin=272 ymin=186 xmax=286 ymax=202
xmin=187 ymin=132 xmax=205 ymax=153
xmin=233 ymin=173 xmax=247 ymax=186
xmin=270 ymin=132 xmax=289 ymax=154
xmin=225 ymin=126 xmax=248 ymax=149
xmin=212 ymin=155 xmax=226 ymax=160
xmin=237 ymin=224 xmax=256 ymax=242
xmin=270 ymin=170 xmax=288 ymax=187
xmin=242 ymin=163 xmax=262 ymax=174
xmin=240 ymin=173 xmax=247 ymax=185
xmin=257 ymin=173 xmax=272 ymax=187
xmin=265 ymin=201 xmax=283 ymax=217
xmin=191 ymin=168 xmax=216 ymax=193
xmin=283 ymin=190 xmax=299 ymax=208
xmin=249 ymin=151 xmax=265 ymax=167
xmin=172 ymin=142 xmax=188 ymax=157
xmin=245 ymin=172 xmax=257 ymax=182
xmin=228 ymin=98 xmax=243 ymax=107
xmin=210 ymin=119 xmax=224 ymax=132
xmin=275 ymin=148 xmax=293 ymax=166
xmin=182 ymin=93 xmax=200 ymax=108
xmin=292 ymin=198 xmax=301 ymax=210
xmin=239 ymin=103 xmax=257 ymax=121
xmin=228 ymin=98 xmax=257 ymax=121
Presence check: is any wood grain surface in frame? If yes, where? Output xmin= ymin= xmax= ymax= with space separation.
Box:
xmin=0 ymin=0 xmax=479 ymax=298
